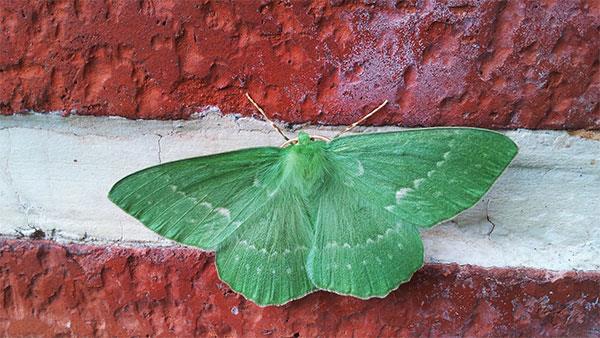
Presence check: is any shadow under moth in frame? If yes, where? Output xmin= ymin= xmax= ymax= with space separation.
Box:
xmin=108 ymin=95 xmax=518 ymax=306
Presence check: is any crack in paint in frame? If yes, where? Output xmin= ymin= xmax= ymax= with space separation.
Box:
xmin=156 ymin=133 xmax=163 ymax=164
xmin=1 ymin=129 xmax=34 ymax=228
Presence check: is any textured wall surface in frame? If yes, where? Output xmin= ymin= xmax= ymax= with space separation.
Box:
xmin=2 ymin=113 xmax=599 ymax=271
xmin=1 ymin=0 xmax=598 ymax=128
xmin=1 ymin=1 xmax=599 ymax=336
xmin=0 ymin=239 xmax=598 ymax=337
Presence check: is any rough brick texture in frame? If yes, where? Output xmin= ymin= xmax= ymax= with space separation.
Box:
xmin=1 ymin=0 xmax=598 ymax=128
xmin=0 ymin=239 xmax=598 ymax=337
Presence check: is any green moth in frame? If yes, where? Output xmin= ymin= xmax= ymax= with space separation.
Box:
xmin=108 ymin=99 xmax=517 ymax=306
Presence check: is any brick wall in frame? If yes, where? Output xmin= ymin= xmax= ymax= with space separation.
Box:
xmin=1 ymin=0 xmax=598 ymax=127
xmin=0 ymin=1 xmax=599 ymax=336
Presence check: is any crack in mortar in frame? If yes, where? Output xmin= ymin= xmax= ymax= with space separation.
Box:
xmin=156 ymin=134 xmax=163 ymax=164
xmin=1 ymin=129 xmax=34 ymax=229
xmin=155 ymin=122 xmax=180 ymax=164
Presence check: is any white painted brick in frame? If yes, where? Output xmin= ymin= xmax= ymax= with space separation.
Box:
xmin=1 ymin=112 xmax=598 ymax=271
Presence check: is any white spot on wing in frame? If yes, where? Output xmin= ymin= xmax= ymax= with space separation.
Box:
xmin=356 ymin=160 xmax=364 ymax=176
xmin=286 ymin=268 xmax=292 ymax=274
xmin=443 ymin=151 xmax=451 ymax=160
xmin=427 ymin=170 xmax=435 ymax=178
xmin=385 ymin=205 xmax=395 ymax=212
xmin=346 ymin=264 xmax=352 ymax=270
xmin=200 ymin=202 xmax=213 ymax=209
xmin=395 ymin=188 xmax=412 ymax=203
xmin=436 ymin=160 xmax=445 ymax=167
xmin=343 ymin=242 xmax=351 ymax=248
xmin=414 ymin=178 xmax=425 ymax=188
xmin=216 ymin=208 xmax=230 ymax=219
xmin=169 ymin=185 xmax=177 ymax=192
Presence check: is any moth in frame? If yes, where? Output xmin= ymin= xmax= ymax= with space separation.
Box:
xmin=109 ymin=94 xmax=518 ymax=306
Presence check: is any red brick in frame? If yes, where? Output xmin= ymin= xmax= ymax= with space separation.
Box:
xmin=0 ymin=1 xmax=598 ymax=129
xmin=0 ymin=239 xmax=598 ymax=336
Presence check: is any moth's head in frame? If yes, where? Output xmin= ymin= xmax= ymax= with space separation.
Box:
xmin=281 ymin=132 xmax=330 ymax=148
xmin=297 ymin=132 xmax=311 ymax=145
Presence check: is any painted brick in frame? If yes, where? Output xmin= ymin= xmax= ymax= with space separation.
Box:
xmin=0 ymin=239 xmax=598 ymax=336
xmin=0 ymin=1 xmax=598 ymax=128
xmin=2 ymin=115 xmax=600 ymax=271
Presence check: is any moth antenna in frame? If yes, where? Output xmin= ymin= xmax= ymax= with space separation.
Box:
xmin=333 ymin=100 xmax=388 ymax=138
xmin=245 ymin=93 xmax=290 ymax=141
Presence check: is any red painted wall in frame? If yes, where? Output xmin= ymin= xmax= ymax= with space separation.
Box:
xmin=2 ymin=1 xmax=599 ymax=336
xmin=1 ymin=0 xmax=598 ymax=128
xmin=0 ymin=240 xmax=598 ymax=337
